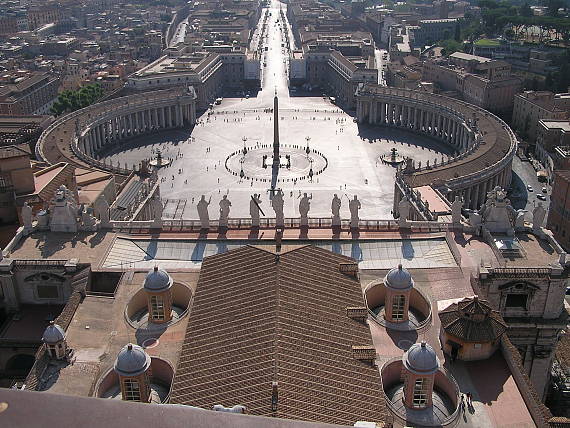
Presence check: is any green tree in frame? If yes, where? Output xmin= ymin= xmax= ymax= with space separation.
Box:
xmin=520 ymin=1 xmax=533 ymax=17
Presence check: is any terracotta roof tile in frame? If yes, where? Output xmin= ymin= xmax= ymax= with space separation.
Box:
xmin=170 ymin=245 xmax=387 ymax=426
xmin=439 ymin=297 xmax=508 ymax=342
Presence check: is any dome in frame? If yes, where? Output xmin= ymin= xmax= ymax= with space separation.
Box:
xmin=114 ymin=343 xmax=151 ymax=377
xmin=42 ymin=322 xmax=65 ymax=344
xmin=144 ymin=266 xmax=172 ymax=291
xmin=385 ymin=264 xmax=413 ymax=290
xmin=403 ymin=342 xmax=439 ymax=375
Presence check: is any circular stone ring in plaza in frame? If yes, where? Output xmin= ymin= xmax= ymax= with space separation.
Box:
xmin=225 ymin=143 xmax=328 ymax=183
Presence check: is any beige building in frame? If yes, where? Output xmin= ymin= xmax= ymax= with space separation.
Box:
xmin=423 ymin=52 xmax=522 ymax=114
xmin=534 ymin=120 xmax=570 ymax=179
xmin=512 ymin=91 xmax=570 ymax=143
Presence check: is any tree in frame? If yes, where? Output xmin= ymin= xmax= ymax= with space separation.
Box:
xmin=545 ymin=0 xmax=564 ymax=16
xmin=454 ymin=22 xmax=461 ymax=41
xmin=520 ymin=2 xmax=533 ymax=17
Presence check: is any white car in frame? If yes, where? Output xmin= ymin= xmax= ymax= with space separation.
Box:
xmin=527 ymin=185 xmax=533 ymax=192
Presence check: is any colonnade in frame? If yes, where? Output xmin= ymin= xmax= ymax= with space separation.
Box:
xmin=80 ymin=102 xmax=196 ymax=158
xmin=356 ymin=85 xmax=517 ymax=212
xmin=357 ymin=99 xmax=475 ymax=152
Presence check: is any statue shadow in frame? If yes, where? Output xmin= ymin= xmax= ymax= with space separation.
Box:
xmin=88 ymin=231 xmax=106 ymax=248
xmin=299 ymin=226 xmax=309 ymax=240
xmin=248 ymin=227 xmax=260 ymax=240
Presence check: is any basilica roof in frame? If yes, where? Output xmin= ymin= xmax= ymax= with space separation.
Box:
xmin=170 ymin=245 xmax=387 ymax=425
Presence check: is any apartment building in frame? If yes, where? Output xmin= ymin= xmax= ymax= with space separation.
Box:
xmin=422 ymin=52 xmax=522 ymax=113
xmin=512 ymin=91 xmax=570 ymax=142
xmin=0 ymin=72 xmax=59 ymax=115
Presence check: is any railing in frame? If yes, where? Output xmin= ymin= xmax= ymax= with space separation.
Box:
xmin=109 ymin=217 xmax=446 ymax=232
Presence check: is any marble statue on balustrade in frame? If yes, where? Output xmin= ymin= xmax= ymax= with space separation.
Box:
xmin=398 ymin=196 xmax=411 ymax=227
xmin=150 ymin=195 xmax=163 ymax=228
xmin=21 ymin=202 xmax=33 ymax=235
xmin=451 ymin=196 xmax=463 ymax=225
xmin=515 ymin=209 xmax=527 ymax=229
xmin=299 ymin=193 xmax=312 ymax=226
xmin=349 ymin=195 xmax=361 ymax=229
xmin=331 ymin=194 xmax=342 ymax=226
xmin=80 ymin=205 xmax=98 ymax=232
xmin=219 ymin=195 xmax=232 ymax=228
xmin=532 ymin=203 xmax=546 ymax=234
xmin=477 ymin=186 xmax=515 ymax=235
xmin=271 ymin=189 xmax=285 ymax=228
xmin=94 ymin=197 xmax=110 ymax=228
xmin=197 ymin=195 xmax=211 ymax=229
xmin=250 ymin=194 xmax=262 ymax=227
xmin=50 ymin=185 xmax=79 ymax=233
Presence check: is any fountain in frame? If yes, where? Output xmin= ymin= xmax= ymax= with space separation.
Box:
xmin=380 ymin=147 xmax=405 ymax=167
xmin=149 ymin=149 xmax=171 ymax=168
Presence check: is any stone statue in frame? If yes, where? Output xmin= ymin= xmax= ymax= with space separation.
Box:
xmin=478 ymin=186 xmax=515 ymax=235
xmin=451 ymin=196 xmax=463 ymax=224
xmin=150 ymin=196 xmax=163 ymax=227
xmin=250 ymin=194 xmax=262 ymax=227
xmin=21 ymin=201 xmax=33 ymax=234
xmin=398 ymin=196 xmax=411 ymax=226
xmin=532 ymin=203 xmax=546 ymax=232
xmin=299 ymin=192 xmax=312 ymax=226
xmin=50 ymin=185 xmax=79 ymax=233
xmin=197 ymin=195 xmax=211 ymax=229
xmin=331 ymin=194 xmax=341 ymax=226
xmin=94 ymin=197 xmax=110 ymax=227
xmin=348 ymin=195 xmax=361 ymax=229
xmin=271 ymin=189 xmax=285 ymax=227
xmin=219 ymin=195 xmax=232 ymax=227
xmin=515 ymin=209 xmax=527 ymax=229
xmin=81 ymin=205 xmax=97 ymax=231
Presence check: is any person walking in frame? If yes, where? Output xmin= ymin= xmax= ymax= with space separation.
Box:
xmin=466 ymin=392 xmax=473 ymax=407
xmin=460 ymin=394 xmax=466 ymax=413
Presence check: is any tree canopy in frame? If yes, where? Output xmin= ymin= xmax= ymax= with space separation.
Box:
xmin=50 ymin=84 xmax=104 ymax=117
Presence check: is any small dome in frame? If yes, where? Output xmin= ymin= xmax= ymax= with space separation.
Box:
xmin=403 ymin=342 xmax=439 ymax=375
xmin=144 ymin=266 xmax=172 ymax=291
xmin=114 ymin=343 xmax=151 ymax=377
xmin=42 ymin=322 xmax=65 ymax=344
xmin=385 ymin=264 xmax=413 ymax=290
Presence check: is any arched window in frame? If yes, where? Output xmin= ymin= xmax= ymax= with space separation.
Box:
xmin=392 ymin=294 xmax=405 ymax=321
xmin=123 ymin=378 xmax=140 ymax=401
xmin=150 ymin=295 xmax=165 ymax=321
xmin=412 ymin=377 xmax=429 ymax=408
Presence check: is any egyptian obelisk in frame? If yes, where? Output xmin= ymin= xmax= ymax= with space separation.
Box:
xmin=273 ymin=90 xmax=280 ymax=164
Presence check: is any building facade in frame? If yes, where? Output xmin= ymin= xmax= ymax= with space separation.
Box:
xmin=512 ymin=91 xmax=570 ymax=144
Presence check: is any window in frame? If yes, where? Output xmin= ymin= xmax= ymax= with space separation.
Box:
xmin=37 ymin=285 xmax=59 ymax=299
xmin=505 ymin=293 xmax=528 ymax=309
xmin=123 ymin=378 xmax=141 ymax=401
xmin=392 ymin=295 xmax=405 ymax=321
xmin=413 ymin=377 xmax=429 ymax=408
xmin=150 ymin=295 xmax=165 ymax=321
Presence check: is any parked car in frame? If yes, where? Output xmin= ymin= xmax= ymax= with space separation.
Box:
xmin=527 ymin=185 xmax=533 ymax=192
xmin=537 ymin=194 xmax=546 ymax=200
xmin=542 ymin=187 xmax=548 ymax=193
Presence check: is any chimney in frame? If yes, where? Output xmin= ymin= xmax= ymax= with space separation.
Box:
xmin=339 ymin=262 xmax=358 ymax=278
xmin=351 ymin=345 xmax=377 ymax=365
xmin=271 ymin=381 xmax=278 ymax=412
xmin=346 ymin=306 xmax=368 ymax=322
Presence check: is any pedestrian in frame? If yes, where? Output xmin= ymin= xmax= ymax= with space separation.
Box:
xmin=460 ymin=394 xmax=465 ymax=413
xmin=466 ymin=392 xmax=472 ymax=406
